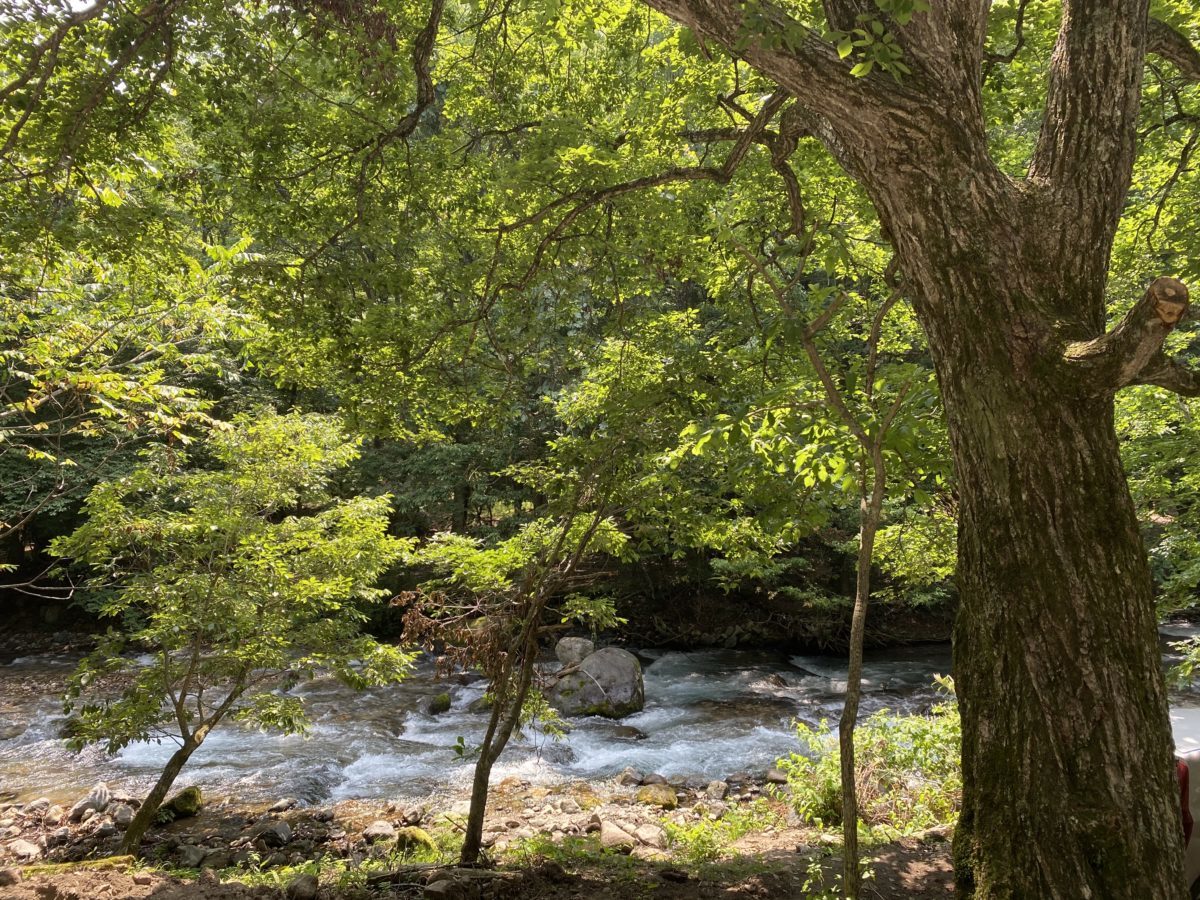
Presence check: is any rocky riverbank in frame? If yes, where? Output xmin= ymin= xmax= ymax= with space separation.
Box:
xmin=0 ymin=767 xmax=956 ymax=898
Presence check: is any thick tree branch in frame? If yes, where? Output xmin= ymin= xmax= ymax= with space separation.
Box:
xmin=1147 ymin=18 xmax=1200 ymax=82
xmin=1133 ymin=354 xmax=1200 ymax=396
xmin=638 ymin=0 xmax=903 ymax=127
xmin=1063 ymin=276 xmax=1190 ymax=391
xmin=1029 ymin=1 xmax=1149 ymax=264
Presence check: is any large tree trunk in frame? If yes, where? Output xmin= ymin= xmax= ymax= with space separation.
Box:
xmin=938 ymin=341 xmax=1184 ymax=897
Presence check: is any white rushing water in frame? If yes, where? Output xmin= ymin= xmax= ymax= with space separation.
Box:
xmin=0 ymin=645 xmax=955 ymax=806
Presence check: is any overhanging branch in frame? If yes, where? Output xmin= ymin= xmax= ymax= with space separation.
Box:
xmin=1063 ymin=276 xmax=1190 ymax=392
xmin=1148 ymin=18 xmax=1200 ymax=82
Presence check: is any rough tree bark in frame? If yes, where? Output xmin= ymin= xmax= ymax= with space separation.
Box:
xmin=636 ymin=0 xmax=1200 ymax=895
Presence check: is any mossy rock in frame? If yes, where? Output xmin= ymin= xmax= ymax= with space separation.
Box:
xmin=162 ymin=786 xmax=202 ymax=820
xmin=636 ymin=783 xmax=677 ymax=810
xmin=427 ymin=692 xmax=452 ymax=715
xmin=395 ymin=826 xmax=437 ymax=853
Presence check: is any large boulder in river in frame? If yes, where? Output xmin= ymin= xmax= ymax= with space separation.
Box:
xmin=555 ymin=636 xmax=595 ymax=666
xmin=548 ymin=647 xmax=644 ymax=718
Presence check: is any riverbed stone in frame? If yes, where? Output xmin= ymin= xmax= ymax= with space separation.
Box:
xmin=395 ymin=826 xmax=436 ymax=853
xmin=642 ymin=773 xmax=667 ymax=785
xmin=599 ymin=821 xmax=635 ymax=852
xmin=613 ymin=725 xmax=648 ymax=741
xmin=45 ymin=805 xmax=65 ymax=825
xmin=23 ymin=798 xmax=50 ymax=817
xmin=0 ymin=723 xmax=26 ymax=741
xmin=164 ymin=786 xmax=203 ymax=820
xmin=426 ymin=692 xmax=452 ymax=715
xmin=705 ymin=780 xmax=728 ymax=800
xmin=0 ymin=868 xmax=20 ymax=886
xmin=177 ymin=844 xmax=206 ymax=868
xmin=636 ymin=783 xmax=678 ymax=810
xmin=110 ymin=803 xmax=134 ymax=827
xmin=254 ymin=820 xmax=293 ymax=848
xmin=555 ymin=636 xmax=595 ymax=666
xmin=94 ymin=820 xmax=118 ymax=839
xmin=287 ymin=873 xmax=319 ymax=900
xmin=8 ymin=839 xmax=41 ymax=861
xmin=617 ymin=767 xmax=644 ymax=786
xmin=68 ymin=782 xmax=110 ymax=822
xmin=548 ymin=647 xmax=644 ymax=718
xmin=363 ymin=820 xmax=396 ymax=843
xmin=766 ymin=767 xmax=788 ymax=785
xmin=634 ymin=824 xmax=667 ymax=849
xmin=269 ymin=797 xmax=298 ymax=813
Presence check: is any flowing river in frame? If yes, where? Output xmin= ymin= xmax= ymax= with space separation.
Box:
xmin=1 ymin=632 xmax=1196 ymax=807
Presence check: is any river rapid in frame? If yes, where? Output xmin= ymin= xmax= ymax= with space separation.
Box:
xmin=3 ymin=631 xmax=1198 ymax=809
xmin=0 ymin=643 xmax=957 ymax=807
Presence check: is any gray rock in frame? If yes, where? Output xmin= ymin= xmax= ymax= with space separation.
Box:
xmin=0 ymin=867 xmax=21 ymax=886
xmin=425 ymin=692 xmax=452 ymax=715
xmin=549 ymin=647 xmax=644 ymax=718
xmin=177 ymin=844 xmax=206 ymax=868
xmin=201 ymin=849 xmax=231 ymax=869
xmin=81 ymin=808 xmax=96 ymax=823
xmin=68 ymin=782 xmax=110 ymax=822
xmin=617 ymin=767 xmax=644 ymax=786
xmin=642 ymin=773 xmax=668 ymax=785
xmin=254 ymin=820 xmax=292 ymax=848
xmin=47 ymin=827 xmax=70 ymax=846
xmin=23 ymin=798 xmax=50 ymax=817
xmin=0 ymin=723 xmax=26 ymax=741
xmin=45 ymin=805 xmax=65 ymax=825
xmin=403 ymin=806 xmax=425 ymax=826
xmin=110 ymin=803 xmax=135 ymax=827
xmin=269 ymin=798 xmax=298 ymax=813
xmin=311 ymin=808 xmax=335 ymax=823
xmin=94 ymin=821 xmax=118 ymax=839
xmin=706 ymin=780 xmax=729 ymax=800
xmin=559 ymin=798 xmax=581 ymax=814
xmin=599 ymin=821 xmax=635 ymax=852
xmin=555 ymin=636 xmax=595 ymax=666
xmin=8 ymin=839 xmax=41 ymax=860
xmin=613 ymin=725 xmax=648 ymax=741
xmin=766 ymin=767 xmax=788 ymax=785
xmin=362 ymin=819 xmax=396 ymax=843
xmin=287 ymin=873 xmax=319 ymax=900
xmin=634 ymin=824 xmax=667 ymax=849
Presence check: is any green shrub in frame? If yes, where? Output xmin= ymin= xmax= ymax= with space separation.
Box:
xmin=778 ymin=681 xmax=961 ymax=836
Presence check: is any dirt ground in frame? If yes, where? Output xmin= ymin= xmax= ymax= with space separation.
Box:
xmin=0 ymin=836 xmax=953 ymax=899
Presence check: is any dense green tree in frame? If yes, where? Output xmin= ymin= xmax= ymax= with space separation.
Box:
xmin=54 ymin=410 xmax=412 ymax=851
xmin=6 ymin=0 xmax=1200 ymax=895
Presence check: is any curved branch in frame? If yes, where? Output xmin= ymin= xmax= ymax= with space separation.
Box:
xmin=1063 ymin=276 xmax=1190 ymax=392
xmin=1133 ymin=354 xmax=1200 ymax=396
xmin=1148 ymin=18 xmax=1200 ymax=82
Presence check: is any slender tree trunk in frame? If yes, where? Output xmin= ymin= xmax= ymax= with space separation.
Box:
xmin=120 ymin=739 xmax=198 ymax=853
xmin=459 ymin=621 xmax=540 ymax=864
xmin=838 ymin=449 xmax=888 ymax=898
